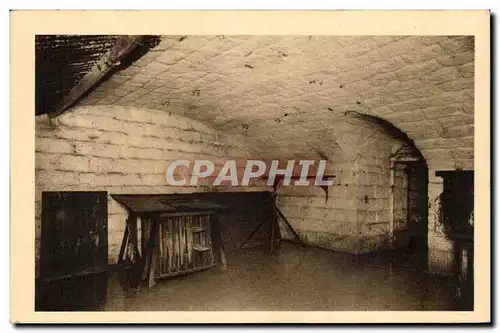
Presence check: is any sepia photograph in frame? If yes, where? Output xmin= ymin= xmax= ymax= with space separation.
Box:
xmin=10 ymin=10 xmax=490 ymax=324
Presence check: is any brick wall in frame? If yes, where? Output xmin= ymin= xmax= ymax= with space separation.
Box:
xmin=34 ymin=103 xmax=468 ymax=274
xmin=392 ymin=164 xmax=409 ymax=248
xmin=35 ymin=105 xmax=411 ymax=269
xmin=35 ymin=35 xmax=475 ymax=275
xmin=35 ymin=105 xmax=251 ymax=275
xmin=75 ymin=36 xmax=474 ymax=270
xmin=276 ymin=161 xmax=359 ymax=252
xmin=276 ymin=126 xmax=408 ymax=254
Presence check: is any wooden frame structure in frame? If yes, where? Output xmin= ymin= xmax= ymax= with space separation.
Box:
xmin=240 ymin=174 xmax=335 ymax=254
xmin=112 ymin=194 xmax=227 ymax=288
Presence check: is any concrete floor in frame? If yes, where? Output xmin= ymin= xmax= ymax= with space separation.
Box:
xmin=103 ymin=242 xmax=470 ymax=311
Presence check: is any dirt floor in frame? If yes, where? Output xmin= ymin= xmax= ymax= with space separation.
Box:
xmin=103 ymin=242 xmax=472 ymax=311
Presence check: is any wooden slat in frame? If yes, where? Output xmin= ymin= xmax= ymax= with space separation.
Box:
xmin=186 ymin=216 xmax=193 ymax=268
xmin=179 ymin=216 xmax=185 ymax=270
xmin=274 ymin=202 xmax=306 ymax=246
xmin=206 ymin=215 xmax=214 ymax=265
xmin=193 ymin=244 xmax=211 ymax=252
xmin=162 ymin=223 xmax=168 ymax=275
xmin=166 ymin=218 xmax=172 ymax=273
xmin=158 ymin=223 xmax=164 ymax=275
xmin=176 ymin=218 xmax=180 ymax=272
xmin=177 ymin=217 xmax=182 ymax=270
xmin=159 ymin=211 xmax=216 ymax=218
xmin=117 ymin=227 xmax=129 ymax=265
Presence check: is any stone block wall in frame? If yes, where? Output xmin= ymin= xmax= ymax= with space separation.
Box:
xmin=34 ymin=105 xmax=250 ymax=275
xmin=276 ymin=129 xmax=408 ymax=254
xmin=427 ymin=171 xmax=455 ymax=274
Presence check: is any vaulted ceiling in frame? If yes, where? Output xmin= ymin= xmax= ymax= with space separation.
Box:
xmin=69 ymin=35 xmax=474 ymax=170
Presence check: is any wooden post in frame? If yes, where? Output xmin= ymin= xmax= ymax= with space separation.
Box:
xmin=143 ymin=219 xmax=159 ymax=288
xmin=49 ymin=36 xmax=145 ymax=117
xmin=212 ymin=213 xmax=227 ymax=270
xmin=125 ymin=214 xmax=141 ymax=264
xmin=141 ymin=219 xmax=153 ymax=281
xmin=148 ymin=244 xmax=158 ymax=288
xmin=117 ymin=226 xmax=129 ymax=265
xmin=274 ymin=202 xmax=306 ymax=246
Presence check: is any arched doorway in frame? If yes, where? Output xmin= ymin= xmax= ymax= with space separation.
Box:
xmin=390 ymin=144 xmax=429 ymax=270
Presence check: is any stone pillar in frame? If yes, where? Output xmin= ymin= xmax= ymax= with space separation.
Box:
xmin=427 ymin=170 xmax=455 ymax=274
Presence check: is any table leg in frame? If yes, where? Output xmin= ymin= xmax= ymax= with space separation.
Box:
xmin=144 ymin=220 xmax=159 ymax=288
xmin=211 ymin=214 xmax=227 ymax=270
xmin=117 ymin=226 xmax=129 ymax=265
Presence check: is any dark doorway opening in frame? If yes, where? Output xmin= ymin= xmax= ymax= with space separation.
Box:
xmin=392 ymin=161 xmax=429 ymax=270
xmin=436 ymin=170 xmax=474 ymax=310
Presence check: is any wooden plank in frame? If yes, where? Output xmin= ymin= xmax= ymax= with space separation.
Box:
xmin=143 ymin=219 xmax=158 ymax=288
xmin=159 ymin=211 xmax=216 ymax=218
xmin=117 ymin=226 xmax=129 ymax=265
xmin=148 ymin=244 xmax=158 ymax=288
xmin=173 ymin=218 xmax=180 ymax=272
xmin=184 ymin=216 xmax=190 ymax=269
xmin=186 ymin=216 xmax=193 ymax=268
xmin=158 ymin=223 xmax=164 ymax=275
xmin=199 ymin=216 xmax=207 ymax=266
xmin=162 ymin=222 xmax=168 ymax=275
xmin=49 ymin=36 xmax=145 ymax=118
xmin=153 ymin=263 xmax=216 ymax=279
xmin=167 ymin=218 xmax=173 ymax=274
xmin=179 ymin=216 xmax=186 ymax=270
xmin=274 ymin=202 xmax=306 ymax=246
xmin=140 ymin=219 xmax=152 ymax=281
xmin=216 ymin=216 xmax=228 ymax=270
xmin=127 ymin=214 xmax=141 ymax=264
xmin=177 ymin=217 xmax=182 ymax=270
xmin=205 ymin=215 xmax=214 ymax=265
xmin=193 ymin=244 xmax=211 ymax=252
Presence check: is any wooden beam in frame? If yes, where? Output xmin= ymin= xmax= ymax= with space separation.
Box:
xmin=49 ymin=35 xmax=145 ymax=118
xmin=238 ymin=212 xmax=271 ymax=250
xmin=271 ymin=175 xmax=336 ymax=203
xmin=117 ymin=226 xmax=129 ymax=265
xmin=273 ymin=202 xmax=306 ymax=246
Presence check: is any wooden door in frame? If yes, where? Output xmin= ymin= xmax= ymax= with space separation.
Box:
xmin=393 ymin=163 xmax=409 ymax=248
xmin=36 ymin=191 xmax=108 ymax=311
xmin=406 ymin=162 xmax=429 ymax=269
xmin=407 ymin=162 xmax=429 ymax=246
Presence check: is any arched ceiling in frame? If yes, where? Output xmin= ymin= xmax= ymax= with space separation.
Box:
xmin=77 ymin=35 xmax=474 ymax=170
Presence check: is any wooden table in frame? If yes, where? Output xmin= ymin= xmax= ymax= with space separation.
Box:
xmin=111 ymin=194 xmax=227 ymax=288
